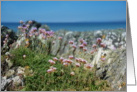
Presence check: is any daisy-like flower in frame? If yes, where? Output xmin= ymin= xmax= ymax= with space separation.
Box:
xmin=70 ymin=72 xmax=75 ymax=76
xmin=69 ymin=41 xmax=74 ymax=44
xmin=69 ymin=55 xmax=74 ymax=59
xmin=23 ymin=55 xmax=26 ymax=59
xmin=96 ymin=38 xmax=102 ymax=44
xmin=85 ymin=64 xmax=92 ymax=69
xmin=53 ymin=57 xmax=58 ymax=61
xmin=76 ymin=63 xmax=80 ymax=67
xmin=48 ymin=60 xmax=55 ymax=65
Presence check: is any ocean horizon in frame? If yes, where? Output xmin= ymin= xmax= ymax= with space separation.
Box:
xmin=1 ymin=21 xmax=126 ymax=32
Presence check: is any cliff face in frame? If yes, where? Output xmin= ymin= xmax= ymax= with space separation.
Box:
xmin=1 ymin=21 xmax=126 ymax=91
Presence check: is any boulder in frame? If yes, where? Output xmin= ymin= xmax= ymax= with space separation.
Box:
xmin=1 ymin=26 xmax=18 ymax=54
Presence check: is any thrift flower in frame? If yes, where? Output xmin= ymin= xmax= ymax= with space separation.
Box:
xmin=53 ymin=57 xmax=58 ymax=61
xmin=92 ymin=44 xmax=97 ymax=48
xmin=58 ymin=37 xmax=63 ymax=40
xmin=59 ymin=57 xmax=64 ymax=62
xmin=82 ymin=60 xmax=87 ymax=64
xmin=76 ymin=58 xmax=79 ymax=62
xmin=85 ymin=64 xmax=92 ymax=69
xmin=47 ymin=69 xmax=53 ymax=73
xmin=83 ymin=41 xmax=87 ymax=46
xmin=23 ymin=55 xmax=26 ymax=59
xmin=79 ymin=39 xmax=84 ymax=43
xmin=76 ymin=63 xmax=80 ymax=67
xmin=69 ymin=41 xmax=74 ymax=44
xmin=48 ymin=60 xmax=55 ymax=65
xmin=72 ymin=44 xmax=76 ymax=49
xmin=100 ymin=43 xmax=106 ymax=48
xmin=96 ymin=38 xmax=102 ymax=44
xmin=63 ymin=63 xmax=68 ymax=67
xmin=101 ymin=58 xmax=106 ymax=61
xmin=83 ymin=48 xmax=87 ymax=51
xmin=70 ymin=72 xmax=75 ymax=76
xmin=69 ymin=55 xmax=74 ymax=59
xmin=6 ymin=34 xmax=9 ymax=38
xmin=91 ymin=50 xmax=94 ymax=54
xmin=79 ymin=45 xmax=84 ymax=49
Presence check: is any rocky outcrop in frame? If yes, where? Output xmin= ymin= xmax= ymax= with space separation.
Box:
xmin=1 ymin=26 xmax=18 ymax=55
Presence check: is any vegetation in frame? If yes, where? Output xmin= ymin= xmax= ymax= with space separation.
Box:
xmin=10 ymin=46 xmax=111 ymax=91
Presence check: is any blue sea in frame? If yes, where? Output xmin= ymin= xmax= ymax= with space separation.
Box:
xmin=1 ymin=22 xmax=126 ymax=32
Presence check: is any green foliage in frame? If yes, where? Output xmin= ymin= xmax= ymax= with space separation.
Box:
xmin=10 ymin=47 xmax=111 ymax=91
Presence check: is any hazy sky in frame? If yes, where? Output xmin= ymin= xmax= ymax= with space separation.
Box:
xmin=1 ymin=1 xmax=126 ymax=22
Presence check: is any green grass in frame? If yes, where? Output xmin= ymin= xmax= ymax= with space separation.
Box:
xmin=10 ymin=46 xmax=112 ymax=91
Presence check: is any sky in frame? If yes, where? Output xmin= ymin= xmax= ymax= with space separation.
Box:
xmin=1 ymin=1 xmax=126 ymax=23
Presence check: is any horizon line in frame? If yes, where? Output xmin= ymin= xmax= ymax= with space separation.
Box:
xmin=1 ymin=20 xmax=126 ymax=23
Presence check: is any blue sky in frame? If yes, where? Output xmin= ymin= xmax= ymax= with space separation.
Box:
xmin=1 ymin=1 xmax=126 ymax=23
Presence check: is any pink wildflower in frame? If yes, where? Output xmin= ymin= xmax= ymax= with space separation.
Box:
xmin=69 ymin=55 xmax=74 ymax=59
xmin=76 ymin=63 xmax=80 ymax=67
xmin=85 ymin=64 xmax=92 ymax=69
xmin=83 ymin=48 xmax=87 ymax=51
xmin=72 ymin=44 xmax=76 ymax=49
xmin=53 ymin=57 xmax=58 ymax=61
xmin=96 ymin=38 xmax=102 ymax=44
xmin=79 ymin=39 xmax=84 ymax=43
xmin=92 ymin=44 xmax=97 ymax=48
xmin=100 ymin=43 xmax=106 ymax=48
xmin=69 ymin=41 xmax=74 ymax=44
xmin=79 ymin=45 xmax=84 ymax=49
xmin=83 ymin=41 xmax=87 ymax=46
xmin=58 ymin=37 xmax=63 ymax=40
xmin=23 ymin=55 xmax=26 ymax=59
xmin=70 ymin=72 xmax=75 ymax=76
xmin=63 ymin=63 xmax=68 ymax=67
xmin=48 ymin=60 xmax=55 ymax=65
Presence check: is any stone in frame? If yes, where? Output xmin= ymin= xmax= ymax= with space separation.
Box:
xmin=12 ymin=76 xmax=22 ymax=86
xmin=5 ymin=69 xmax=15 ymax=78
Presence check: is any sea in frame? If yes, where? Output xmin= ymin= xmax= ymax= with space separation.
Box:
xmin=1 ymin=22 xmax=126 ymax=32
